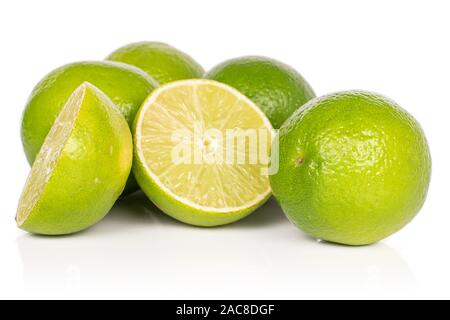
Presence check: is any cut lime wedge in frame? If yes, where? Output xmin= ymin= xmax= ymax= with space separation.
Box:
xmin=17 ymin=83 xmax=132 ymax=235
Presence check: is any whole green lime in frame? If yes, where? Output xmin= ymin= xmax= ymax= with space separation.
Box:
xmin=107 ymin=41 xmax=204 ymax=84
xmin=21 ymin=61 xmax=157 ymax=194
xmin=270 ymin=91 xmax=431 ymax=246
xmin=17 ymin=83 xmax=132 ymax=235
xmin=206 ymin=56 xmax=315 ymax=128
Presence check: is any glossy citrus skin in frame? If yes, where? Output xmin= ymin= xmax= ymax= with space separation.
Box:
xmin=18 ymin=83 xmax=132 ymax=235
xmin=270 ymin=91 xmax=432 ymax=246
xmin=107 ymin=41 xmax=204 ymax=84
xmin=21 ymin=61 xmax=157 ymax=193
xmin=206 ymin=56 xmax=315 ymax=128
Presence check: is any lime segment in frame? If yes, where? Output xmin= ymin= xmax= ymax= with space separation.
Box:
xmin=17 ymin=83 xmax=132 ymax=235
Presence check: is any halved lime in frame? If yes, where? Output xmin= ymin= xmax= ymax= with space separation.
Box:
xmin=16 ymin=83 xmax=132 ymax=235
xmin=133 ymin=79 xmax=274 ymax=226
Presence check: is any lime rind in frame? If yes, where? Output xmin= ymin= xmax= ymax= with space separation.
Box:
xmin=107 ymin=41 xmax=204 ymax=84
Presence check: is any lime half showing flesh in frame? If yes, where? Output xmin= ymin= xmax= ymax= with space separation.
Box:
xmin=133 ymin=79 xmax=274 ymax=226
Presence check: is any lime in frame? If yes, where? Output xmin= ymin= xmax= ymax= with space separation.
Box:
xmin=17 ymin=83 xmax=132 ymax=235
xmin=107 ymin=41 xmax=204 ymax=84
xmin=133 ymin=79 xmax=274 ymax=226
xmin=270 ymin=91 xmax=432 ymax=246
xmin=206 ymin=56 xmax=315 ymax=128
xmin=21 ymin=61 xmax=157 ymax=194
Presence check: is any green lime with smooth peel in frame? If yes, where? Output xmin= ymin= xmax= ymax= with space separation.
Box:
xmin=206 ymin=56 xmax=315 ymax=128
xmin=270 ymin=91 xmax=431 ymax=246
xmin=17 ymin=83 xmax=132 ymax=235
xmin=21 ymin=61 xmax=157 ymax=194
xmin=107 ymin=41 xmax=204 ymax=84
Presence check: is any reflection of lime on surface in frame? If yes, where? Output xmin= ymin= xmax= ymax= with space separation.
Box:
xmin=17 ymin=83 xmax=133 ymax=235
xmin=21 ymin=61 xmax=156 ymax=194
xmin=107 ymin=41 xmax=204 ymax=84
xmin=270 ymin=91 xmax=432 ymax=246
xmin=206 ymin=56 xmax=315 ymax=128
xmin=133 ymin=79 xmax=274 ymax=227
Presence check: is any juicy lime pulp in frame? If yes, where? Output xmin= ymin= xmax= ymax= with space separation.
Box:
xmin=133 ymin=79 xmax=274 ymax=226
xmin=17 ymin=83 xmax=132 ymax=235
xmin=270 ymin=91 xmax=431 ymax=246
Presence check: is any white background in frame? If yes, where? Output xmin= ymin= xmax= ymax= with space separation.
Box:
xmin=0 ymin=0 xmax=449 ymax=300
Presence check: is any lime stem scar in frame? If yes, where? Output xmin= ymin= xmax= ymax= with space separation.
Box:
xmin=296 ymin=158 xmax=305 ymax=166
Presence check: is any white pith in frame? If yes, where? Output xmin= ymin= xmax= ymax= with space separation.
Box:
xmin=135 ymin=79 xmax=274 ymax=213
